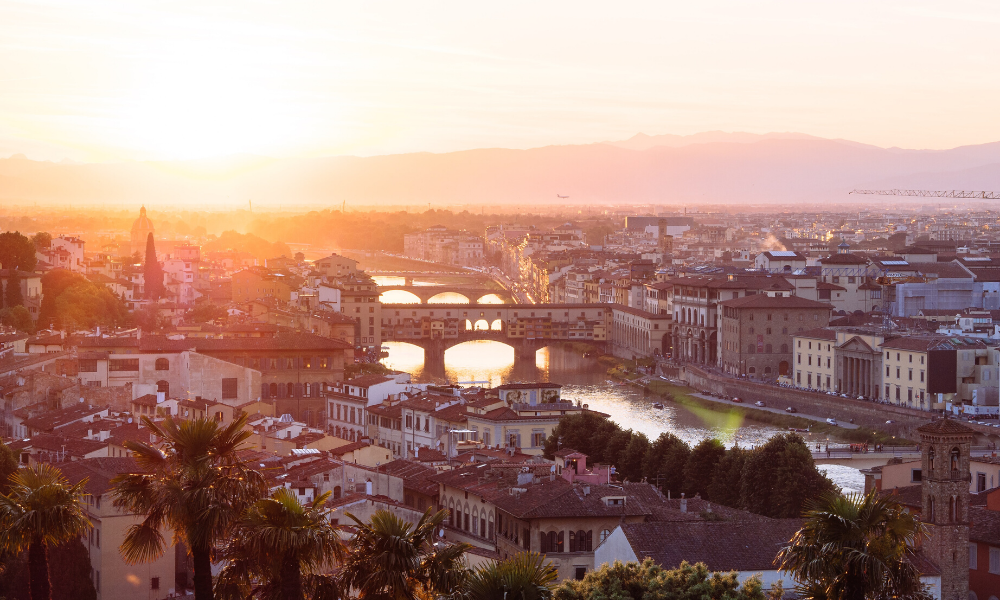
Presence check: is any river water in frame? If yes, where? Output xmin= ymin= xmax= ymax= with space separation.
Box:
xmin=381 ymin=340 xmax=863 ymax=492
xmin=374 ymin=275 xmax=861 ymax=492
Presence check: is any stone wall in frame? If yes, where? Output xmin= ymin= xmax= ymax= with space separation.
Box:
xmin=682 ymin=365 xmax=935 ymax=440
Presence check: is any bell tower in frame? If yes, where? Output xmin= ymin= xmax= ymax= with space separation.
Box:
xmin=918 ymin=417 xmax=973 ymax=600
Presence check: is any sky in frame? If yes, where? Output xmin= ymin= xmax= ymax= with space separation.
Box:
xmin=2 ymin=0 xmax=1000 ymax=162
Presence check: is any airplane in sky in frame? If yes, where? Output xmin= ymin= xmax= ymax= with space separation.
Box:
xmin=556 ymin=194 xmax=569 ymax=198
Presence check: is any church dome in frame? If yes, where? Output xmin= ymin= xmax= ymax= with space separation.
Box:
xmin=132 ymin=206 xmax=154 ymax=234
xmin=130 ymin=206 xmax=155 ymax=255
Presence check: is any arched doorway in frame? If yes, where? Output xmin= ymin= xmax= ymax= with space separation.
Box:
xmin=778 ymin=361 xmax=790 ymax=376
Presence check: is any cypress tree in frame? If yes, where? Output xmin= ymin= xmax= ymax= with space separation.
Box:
xmin=4 ymin=271 xmax=22 ymax=308
xmin=144 ymin=233 xmax=164 ymax=300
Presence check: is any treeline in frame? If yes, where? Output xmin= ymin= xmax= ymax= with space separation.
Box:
xmin=543 ymin=412 xmax=835 ymax=519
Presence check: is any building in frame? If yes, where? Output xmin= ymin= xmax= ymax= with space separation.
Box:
xmin=232 ymin=268 xmax=293 ymax=304
xmin=60 ymin=457 xmax=179 ymax=600
xmin=609 ymin=305 xmax=672 ymax=359
xmin=670 ymin=274 xmax=795 ymax=366
xmin=880 ymin=337 xmax=989 ymax=411
xmin=718 ymin=294 xmax=833 ymax=379
xmin=129 ymin=205 xmax=155 ymax=257
xmin=594 ymin=519 xmax=802 ymax=591
xmin=50 ymin=236 xmax=86 ymax=272
xmin=337 ymin=274 xmax=382 ymax=347
xmin=315 ymin=253 xmax=359 ymax=279
xmin=792 ymin=327 xmax=885 ymax=396
xmin=918 ymin=418 xmax=973 ymax=600
xmin=404 ymin=226 xmax=485 ymax=267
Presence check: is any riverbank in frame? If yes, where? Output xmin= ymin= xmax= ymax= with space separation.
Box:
xmin=600 ymin=355 xmax=897 ymax=445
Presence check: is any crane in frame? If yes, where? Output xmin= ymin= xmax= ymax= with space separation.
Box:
xmin=850 ymin=189 xmax=1000 ymax=200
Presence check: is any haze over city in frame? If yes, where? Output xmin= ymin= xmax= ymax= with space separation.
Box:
xmin=1 ymin=3 xmax=1000 ymax=600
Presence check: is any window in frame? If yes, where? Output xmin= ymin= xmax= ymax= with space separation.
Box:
xmin=990 ymin=547 xmax=1000 ymax=574
xmin=151 ymin=577 xmax=160 ymax=590
xmin=911 ymin=469 xmax=922 ymax=482
xmin=79 ymin=359 xmax=98 ymax=372
xmin=155 ymin=358 xmax=169 ymax=370
xmin=222 ymin=378 xmax=238 ymax=399
xmin=575 ymin=567 xmax=587 ymax=581
xmin=109 ymin=359 xmax=139 ymax=372
xmin=157 ymin=380 xmax=169 ymax=395
xmin=599 ymin=529 xmax=611 ymax=544
xmin=978 ymin=472 xmax=987 ymax=493
xmin=970 ymin=543 xmax=977 ymax=569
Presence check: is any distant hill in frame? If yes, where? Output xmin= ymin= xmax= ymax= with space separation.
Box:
xmin=3 ymin=134 xmax=1000 ymax=207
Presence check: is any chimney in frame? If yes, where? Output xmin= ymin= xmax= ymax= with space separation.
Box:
xmin=680 ymin=493 xmax=687 ymax=513
xmin=583 ymin=485 xmax=590 ymax=496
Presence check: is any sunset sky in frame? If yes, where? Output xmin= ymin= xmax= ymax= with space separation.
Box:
xmin=2 ymin=0 xmax=999 ymax=162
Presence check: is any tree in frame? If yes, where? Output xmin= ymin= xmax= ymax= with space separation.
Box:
xmin=5 ymin=272 xmax=23 ymax=308
xmin=641 ymin=432 xmax=690 ymax=497
xmin=30 ymin=233 xmax=51 ymax=252
xmin=0 ymin=464 xmax=91 ymax=600
xmin=0 ymin=441 xmax=18 ymax=496
xmin=706 ymin=445 xmax=747 ymax=507
xmin=0 ymin=232 xmax=37 ymax=272
xmin=340 ymin=508 xmax=469 ymax=600
xmin=543 ymin=412 xmax=620 ymax=463
xmin=187 ymin=303 xmax=228 ymax=324
xmin=38 ymin=270 xmax=89 ymax=328
xmin=215 ymin=489 xmax=343 ymax=600
xmin=0 ymin=539 xmax=97 ymax=600
xmin=0 ymin=306 xmax=33 ymax=333
xmin=553 ymin=559 xmax=766 ymax=600
xmin=739 ymin=434 xmax=836 ymax=518
xmin=463 ymin=552 xmax=557 ymax=600
xmin=112 ymin=415 xmax=267 ymax=600
xmin=619 ymin=433 xmax=649 ymax=482
xmin=53 ymin=283 xmax=128 ymax=331
xmin=683 ymin=438 xmax=726 ymax=499
xmin=776 ymin=490 xmax=930 ymax=600
xmin=143 ymin=233 xmax=164 ymax=300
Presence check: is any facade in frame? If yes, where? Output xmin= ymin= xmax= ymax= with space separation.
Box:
xmin=792 ymin=328 xmax=885 ymax=396
xmin=609 ymin=305 xmax=672 ymax=358
xmin=670 ymin=274 xmax=794 ymax=366
xmin=61 ymin=457 xmax=178 ymax=600
xmin=315 ymin=253 xmax=359 ymax=279
xmin=51 ymin=236 xmax=86 ymax=272
xmin=337 ymin=274 xmax=382 ymax=347
xmin=918 ymin=419 xmax=973 ymax=600
xmin=718 ymin=294 xmax=832 ymax=379
xmin=232 ymin=268 xmax=293 ymax=304
xmin=403 ymin=226 xmax=485 ymax=267
xmin=881 ymin=337 xmax=989 ymax=411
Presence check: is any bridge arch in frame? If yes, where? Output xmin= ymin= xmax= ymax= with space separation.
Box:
xmin=427 ymin=291 xmax=471 ymax=304
xmin=379 ymin=289 xmax=421 ymax=304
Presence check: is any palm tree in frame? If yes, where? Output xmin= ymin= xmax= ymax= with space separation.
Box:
xmin=340 ymin=508 xmax=469 ymax=600
xmin=0 ymin=463 xmax=91 ymax=600
xmin=112 ymin=415 xmax=267 ymax=600
xmin=776 ymin=489 xmax=930 ymax=600
xmin=462 ymin=552 xmax=557 ymax=600
xmin=215 ymin=488 xmax=344 ymax=600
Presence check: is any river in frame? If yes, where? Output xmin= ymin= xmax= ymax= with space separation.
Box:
xmin=381 ymin=340 xmax=863 ymax=492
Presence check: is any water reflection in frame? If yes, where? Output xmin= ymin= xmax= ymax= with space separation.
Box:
xmin=381 ymin=341 xmax=789 ymax=448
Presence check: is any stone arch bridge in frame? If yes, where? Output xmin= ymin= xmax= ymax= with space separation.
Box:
xmin=377 ymin=285 xmax=506 ymax=304
xmin=381 ymin=303 xmax=609 ymax=370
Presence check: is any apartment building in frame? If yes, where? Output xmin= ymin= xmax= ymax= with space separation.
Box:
xmin=718 ymin=294 xmax=833 ymax=379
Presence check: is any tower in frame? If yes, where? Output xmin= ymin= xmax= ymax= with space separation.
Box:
xmin=918 ymin=417 xmax=973 ymax=600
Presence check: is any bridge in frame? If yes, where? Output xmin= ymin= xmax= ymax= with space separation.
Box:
xmin=377 ymin=285 xmax=507 ymax=304
xmin=380 ymin=303 xmax=610 ymax=370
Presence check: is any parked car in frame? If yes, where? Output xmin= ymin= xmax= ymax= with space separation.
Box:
xmin=732 ymin=397 xmax=743 ymax=403
xmin=885 ymin=420 xmax=895 ymax=424
xmin=826 ymin=418 xmax=838 ymax=426
xmin=754 ymin=401 xmax=766 ymax=407
xmin=785 ymin=406 xmax=797 ymax=413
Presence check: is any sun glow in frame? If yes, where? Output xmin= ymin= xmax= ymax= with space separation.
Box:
xmin=118 ymin=42 xmax=311 ymax=160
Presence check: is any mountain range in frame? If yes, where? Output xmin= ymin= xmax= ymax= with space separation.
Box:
xmin=3 ymin=132 xmax=1000 ymax=207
